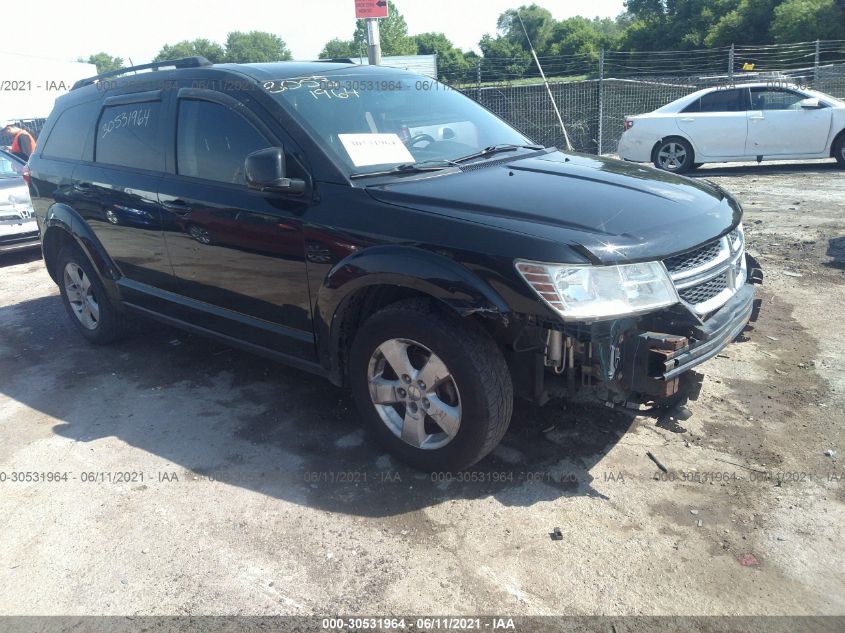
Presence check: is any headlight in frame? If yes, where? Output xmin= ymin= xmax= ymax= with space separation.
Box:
xmin=515 ymin=260 xmax=679 ymax=321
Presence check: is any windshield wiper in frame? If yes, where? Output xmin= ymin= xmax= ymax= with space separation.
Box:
xmin=451 ymin=144 xmax=545 ymax=164
xmin=349 ymin=159 xmax=457 ymax=180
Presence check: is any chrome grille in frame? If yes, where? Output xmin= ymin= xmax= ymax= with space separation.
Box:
xmin=678 ymin=272 xmax=729 ymax=304
xmin=664 ymin=225 xmax=746 ymax=316
xmin=664 ymin=239 xmax=722 ymax=276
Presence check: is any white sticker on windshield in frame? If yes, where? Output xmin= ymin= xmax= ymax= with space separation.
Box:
xmin=339 ymin=133 xmax=415 ymax=167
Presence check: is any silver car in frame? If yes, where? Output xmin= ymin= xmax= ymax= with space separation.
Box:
xmin=0 ymin=148 xmax=38 ymax=254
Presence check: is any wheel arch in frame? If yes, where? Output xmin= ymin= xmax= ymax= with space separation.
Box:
xmin=42 ymin=203 xmax=121 ymax=301
xmin=315 ymin=245 xmax=512 ymax=387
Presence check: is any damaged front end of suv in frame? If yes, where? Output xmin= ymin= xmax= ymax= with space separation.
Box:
xmin=509 ymin=223 xmax=763 ymax=414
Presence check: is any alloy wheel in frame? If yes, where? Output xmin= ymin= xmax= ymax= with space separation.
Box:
xmin=63 ymin=262 xmax=100 ymax=330
xmin=367 ymin=338 xmax=462 ymax=450
xmin=657 ymin=142 xmax=688 ymax=171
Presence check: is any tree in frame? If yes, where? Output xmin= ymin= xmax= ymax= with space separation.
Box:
xmin=153 ymin=39 xmax=225 ymax=63
xmin=704 ymin=0 xmax=779 ymax=46
xmin=319 ymin=38 xmax=364 ymax=60
xmin=770 ymin=0 xmax=845 ymax=41
xmin=81 ymin=53 xmax=123 ymax=74
xmin=224 ymin=31 xmax=292 ymax=63
xmin=352 ymin=0 xmax=417 ymax=56
xmin=414 ymin=33 xmax=473 ymax=82
xmin=496 ymin=4 xmax=556 ymax=53
xmin=546 ymin=17 xmax=623 ymax=57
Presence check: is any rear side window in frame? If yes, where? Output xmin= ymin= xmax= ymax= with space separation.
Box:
xmin=176 ymin=100 xmax=270 ymax=185
xmin=96 ymin=101 xmax=164 ymax=172
xmin=41 ymin=102 xmax=99 ymax=161
xmin=684 ymin=89 xmax=746 ymax=113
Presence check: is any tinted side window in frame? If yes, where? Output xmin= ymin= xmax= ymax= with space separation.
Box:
xmin=698 ymin=89 xmax=745 ymax=113
xmin=95 ymin=102 xmax=164 ymax=172
xmin=177 ymin=100 xmax=270 ymax=185
xmin=750 ymin=89 xmax=805 ymax=110
xmin=682 ymin=98 xmax=701 ymax=113
xmin=41 ymin=101 xmax=99 ymax=161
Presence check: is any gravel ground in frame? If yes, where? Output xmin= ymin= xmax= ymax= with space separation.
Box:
xmin=0 ymin=158 xmax=843 ymax=618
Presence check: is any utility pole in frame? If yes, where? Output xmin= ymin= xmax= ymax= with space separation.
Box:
xmin=598 ymin=49 xmax=605 ymax=156
xmin=814 ymin=39 xmax=821 ymax=87
xmin=366 ymin=18 xmax=382 ymax=66
xmin=728 ymin=44 xmax=735 ymax=84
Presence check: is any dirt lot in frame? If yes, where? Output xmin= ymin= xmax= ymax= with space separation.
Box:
xmin=0 ymin=159 xmax=843 ymax=619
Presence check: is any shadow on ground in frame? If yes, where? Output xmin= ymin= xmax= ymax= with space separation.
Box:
xmin=0 ymin=294 xmax=635 ymax=518
xmin=0 ymin=249 xmax=42 ymax=267
xmin=826 ymin=236 xmax=845 ymax=271
xmin=688 ymin=159 xmax=839 ymax=177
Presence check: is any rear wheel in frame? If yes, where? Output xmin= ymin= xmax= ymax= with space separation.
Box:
xmin=349 ymin=299 xmax=513 ymax=471
xmin=653 ymin=137 xmax=694 ymax=174
xmin=834 ymin=133 xmax=845 ymax=168
xmin=57 ymin=244 xmax=125 ymax=344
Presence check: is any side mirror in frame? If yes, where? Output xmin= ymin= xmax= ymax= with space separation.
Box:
xmin=245 ymin=147 xmax=306 ymax=194
xmin=800 ymin=97 xmax=822 ymax=109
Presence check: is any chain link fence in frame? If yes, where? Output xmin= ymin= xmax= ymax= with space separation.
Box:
xmin=441 ymin=39 xmax=845 ymax=156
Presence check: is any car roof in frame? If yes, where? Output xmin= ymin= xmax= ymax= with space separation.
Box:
xmin=60 ymin=60 xmax=412 ymax=107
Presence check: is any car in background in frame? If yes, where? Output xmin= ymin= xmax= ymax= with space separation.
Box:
xmin=0 ymin=148 xmax=39 ymax=254
xmin=618 ymin=83 xmax=845 ymax=173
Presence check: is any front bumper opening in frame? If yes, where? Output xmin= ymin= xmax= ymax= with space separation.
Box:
xmin=621 ymin=282 xmax=760 ymax=399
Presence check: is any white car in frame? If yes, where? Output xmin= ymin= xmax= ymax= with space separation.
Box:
xmin=0 ymin=148 xmax=38 ymax=254
xmin=618 ymin=82 xmax=845 ymax=173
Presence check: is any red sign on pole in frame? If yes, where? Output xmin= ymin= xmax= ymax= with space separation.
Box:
xmin=355 ymin=0 xmax=389 ymax=19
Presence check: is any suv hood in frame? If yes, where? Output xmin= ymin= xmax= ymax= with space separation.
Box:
xmin=364 ymin=151 xmax=741 ymax=264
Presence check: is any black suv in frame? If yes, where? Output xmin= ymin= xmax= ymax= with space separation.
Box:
xmin=27 ymin=57 xmax=762 ymax=470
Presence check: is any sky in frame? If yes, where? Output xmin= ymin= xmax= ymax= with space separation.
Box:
xmin=3 ymin=0 xmax=626 ymax=65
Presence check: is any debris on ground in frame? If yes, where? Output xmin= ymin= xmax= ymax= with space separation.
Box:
xmin=646 ymin=451 xmax=668 ymax=473
xmin=551 ymin=527 xmax=563 ymax=541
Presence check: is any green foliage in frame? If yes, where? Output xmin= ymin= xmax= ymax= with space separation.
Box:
xmin=771 ymin=0 xmax=845 ymax=42
xmin=81 ymin=53 xmax=124 ymax=74
xmin=319 ymin=38 xmax=365 ymax=60
xmin=496 ymin=4 xmax=556 ymax=51
xmin=224 ymin=31 xmax=292 ymax=63
xmin=151 ymin=32 xmax=291 ymax=65
xmin=153 ymin=39 xmax=225 ymax=63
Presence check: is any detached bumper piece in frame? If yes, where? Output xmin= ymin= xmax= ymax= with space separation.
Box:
xmin=622 ymin=282 xmax=760 ymax=399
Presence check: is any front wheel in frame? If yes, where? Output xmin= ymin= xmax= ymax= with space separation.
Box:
xmin=653 ymin=138 xmax=695 ymax=174
xmin=349 ymin=299 xmax=513 ymax=471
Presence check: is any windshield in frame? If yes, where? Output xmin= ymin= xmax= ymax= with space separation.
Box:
xmin=264 ymin=70 xmax=532 ymax=175
xmin=0 ymin=152 xmax=23 ymax=179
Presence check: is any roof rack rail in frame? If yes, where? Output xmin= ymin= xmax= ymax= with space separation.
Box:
xmin=71 ymin=56 xmax=213 ymax=91
xmin=315 ymin=58 xmax=358 ymax=64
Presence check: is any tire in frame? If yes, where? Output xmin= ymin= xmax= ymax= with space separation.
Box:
xmin=57 ymin=244 xmax=125 ymax=344
xmin=349 ymin=298 xmax=513 ymax=471
xmin=834 ymin=133 xmax=845 ymax=168
xmin=692 ymin=162 xmax=704 ymax=170
xmin=653 ymin=137 xmax=695 ymax=174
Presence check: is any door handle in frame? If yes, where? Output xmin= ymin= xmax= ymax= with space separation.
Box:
xmin=680 ymin=117 xmax=695 ymax=122
xmin=749 ymin=115 xmax=765 ymax=120
xmin=161 ymin=199 xmax=192 ymax=215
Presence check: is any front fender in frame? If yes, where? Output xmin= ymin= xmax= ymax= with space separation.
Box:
xmin=314 ymin=245 xmax=511 ymax=380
